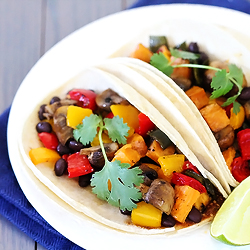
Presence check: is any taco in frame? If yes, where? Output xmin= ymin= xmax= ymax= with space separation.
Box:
xmin=19 ymin=65 xmax=226 ymax=234
xmin=107 ymin=22 xmax=250 ymax=188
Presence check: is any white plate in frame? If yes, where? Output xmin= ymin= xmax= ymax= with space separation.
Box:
xmin=7 ymin=4 xmax=250 ymax=250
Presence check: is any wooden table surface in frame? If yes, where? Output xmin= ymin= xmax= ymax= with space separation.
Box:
xmin=0 ymin=1 xmax=136 ymax=249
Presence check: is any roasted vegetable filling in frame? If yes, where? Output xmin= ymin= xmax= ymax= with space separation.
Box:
xmin=130 ymin=36 xmax=250 ymax=184
xmin=30 ymin=87 xmax=223 ymax=229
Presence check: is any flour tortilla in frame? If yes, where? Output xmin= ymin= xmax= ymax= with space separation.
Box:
xmin=19 ymin=66 xmax=226 ymax=235
xmin=106 ymin=19 xmax=250 ymax=188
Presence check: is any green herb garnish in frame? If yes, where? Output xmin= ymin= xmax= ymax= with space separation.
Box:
xmin=73 ymin=114 xmax=143 ymax=211
xmin=150 ymin=49 xmax=244 ymax=114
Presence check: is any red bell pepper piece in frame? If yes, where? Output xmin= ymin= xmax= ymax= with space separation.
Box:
xmin=38 ymin=132 xmax=58 ymax=150
xmin=182 ymin=160 xmax=200 ymax=174
xmin=105 ymin=112 xmax=114 ymax=119
xmin=135 ymin=112 xmax=155 ymax=137
xmin=231 ymin=156 xmax=250 ymax=182
xmin=171 ymin=172 xmax=206 ymax=193
xmin=237 ymin=129 xmax=250 ymax=161
xmin=68 ymin=89 xmax=97 ymax=110
xmin=224 ymin=103 xmax=233 ymax=118
xmin=67 ymin=152 xmax=94 ymax=178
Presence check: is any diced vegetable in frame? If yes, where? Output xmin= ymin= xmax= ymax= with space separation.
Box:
xmin=185 ymin=86 xmax=210 ymax=110
xmin=130 ymin=43 xmax=153 ymax=63
xmin=67 ymin=152 xmax=94 ymax=178
xmin=131 ymin=201 xmax=162 ymax=228
xmin=222 ymin=146 xmax=236 ymax=172
xmin=149 ymin=35 xmax=168 ymax=53
xmin=170 ymin=57 xmax=192 ymax=79
xmin=29 ymin=147 xmax=61 ymax=165
xmin=229 ymin=105 xmax=245 ymax=130
xmin=135 ymin=113 xmax=155 ymax=137
xmin=156 ymin=45 xmax=171 ymax=61
xmin=158 ymin=154 xmax=185 ymax=179
xmin=110 ymin=104 xmax=140 ymax=137
xmin=38 ymin=132 xmax=59 ymax=150
xmin=68 ymin=89 xmax=97 ymax=110
xmin=112 ymin=144 xmax=141 ymax=166
xmin=171 ymin=185 xmax=200 ymax=223
xmin=66 ymin=106 xmax=93 ymax=128
xmin=148 ymin=129 xmax=173 ymax=149
xmin=171 ymin=172 xmax=206 ymax=193
xmin=126 ymin=133 xmax=147 ymax=158
xmin=194 ymin=192 xmax=211 ymax=212
xmin=237 ymin=128 xmax=250 ymax=161
xmin=200 ymin=103 xmax=230 ymax=133
xmin=182 ymin=160 xmax=200 ymax=174
xmin=231 ymin=156 xmax=250 ymax=182
xmin=146 ymin=140 xmax=175 ymax=163
xmin=91 ymin=132 xmax=112 ymax=147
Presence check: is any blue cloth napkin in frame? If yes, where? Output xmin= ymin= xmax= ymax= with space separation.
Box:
xmin=0 ymin=107 xmax=84 ymax=250
xmin=1 ymin=1 xmax=250 ymax=250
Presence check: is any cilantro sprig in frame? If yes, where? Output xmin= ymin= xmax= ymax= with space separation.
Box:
xmin=73 ymin=114 xmax=143 ymax=211
xmin=150 ymin=49 xmax=244 ymax=114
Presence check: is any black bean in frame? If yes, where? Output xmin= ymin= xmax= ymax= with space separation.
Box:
xmin=38 ymin=104 xmax=46 ymax=120
xmin=54 ymin=158 xmax=67 ymax=176
xmin=36 ymin=121 xmax=52 ymax=133
xmin=56 ymin=143 xmax=71 ymax=156
xmin=50 ymin=96 xmax=61 ymax=104
xmin=187 ymin=207 xmax=202 ymax=223
xmin=120 ymin=209 xmax=132 ymax=216
xmin=78 ymin=173 xmax=92 ymax=187
xmin=188 ymin=42 xmax=199 ymax=53
xmin=239 ymin=87 xmax=250 ymax=101
xmin=68 ymin=140 xmax=84 ymax=152
xmin=161 ymin=213 xmax=176 ymax=227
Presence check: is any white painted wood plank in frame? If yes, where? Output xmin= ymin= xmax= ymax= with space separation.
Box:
xmin=44 ymin=0 xmax=125 ymax=53
xmin=0 ymin=0 xmax=43 ymax=114
xmin=0 ymin=214 xmax=34 ymax=250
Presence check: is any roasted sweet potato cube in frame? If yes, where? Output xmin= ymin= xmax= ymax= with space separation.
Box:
xmin=130 ymin=43 xmax=153 ymax=63
xmin=200 ymin=103 xmax=230 ymax=133
xmin=185 ymin=86 xmax=210 ymax=110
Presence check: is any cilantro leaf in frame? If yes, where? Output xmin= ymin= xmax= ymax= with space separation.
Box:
xmin=104 ymin=116 xmax=129 ymax=144
xmin=150 ymin=53 xmax=173 ymax=76
xmin=170 ymin=48 xmax=199 ymax=60
xmin=210 ymin=69 xmax=233 ymax=99
xmin=228 ymin=64 xmax=243 ymax=86
xmin=73 ymin=114 xmax=102 ymax=145
xmin=91 ymin=160 xmax=143 ymax=211
xmin=73 ymin=113 xmax=143 ymax=211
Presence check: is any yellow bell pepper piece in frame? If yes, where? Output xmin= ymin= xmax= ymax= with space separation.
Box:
xmin=229 ymin=105 xmax=245 ymax=130
xmin=29 ymin=147 xmax=61 ymax=165
xmin=131 ymin=201 xmax=162 ymax=228
xmin=110 ymin=104 xmax=140 ymax=137
xmin=158 ymin=154 xmax=185 ymax=180
xmin=66 ymin=106 xmax=92 ymax=128
xmin=91 ymin=132 xmax=112 ymax=146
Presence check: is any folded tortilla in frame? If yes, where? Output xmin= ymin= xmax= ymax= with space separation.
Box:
xmin=19 ymin=66 xmax=226 ymax=235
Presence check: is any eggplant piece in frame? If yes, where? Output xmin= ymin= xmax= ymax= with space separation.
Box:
xmin=80 ymin=143 xmax=119 ymax=169
xmin=144 ymin=179 xmax=175 ymax=215
xmin=183 ymin=169 xmax=215 ymax=198
xmin=148 ymin=129 xmax=173 ymax=149
xmin=149 ymin=36 xmax=169 ymax=53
